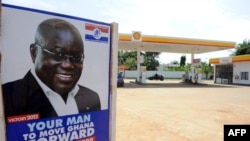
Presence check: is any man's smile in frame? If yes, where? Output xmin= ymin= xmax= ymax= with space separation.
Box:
xmin=56 ymin=73 xmax=73 ymax=81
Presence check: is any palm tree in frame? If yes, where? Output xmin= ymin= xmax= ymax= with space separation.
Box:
xmin=232 ymin=39 xmax=250 ymax=56
xmin=199 ymin=62 xmax=213 ymax=79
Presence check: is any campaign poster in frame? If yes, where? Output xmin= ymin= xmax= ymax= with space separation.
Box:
xmin=0 ymin=4 xmax=111 ymax=141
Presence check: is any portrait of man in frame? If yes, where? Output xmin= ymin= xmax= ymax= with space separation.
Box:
xmin=2 ymin=18 xmax=101 ymax=119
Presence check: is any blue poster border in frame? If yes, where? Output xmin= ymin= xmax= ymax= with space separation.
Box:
xmin=2 ymin=3 xmax=112 ymax=141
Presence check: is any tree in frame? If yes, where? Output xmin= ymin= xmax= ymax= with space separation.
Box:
xmin=232 ymin=39 xmax=250 ymax=56
xmin=171 ymin=60 xmax=179 ymax=64
xmin=180 ymin=55 xmax=186 ymax=67
xmin=118 ymin=51 xmax=137 ymax=70
xmin=166 ymin=62 xmax=190 ymax=71
xmin=124 ymin=57 xmax=137 ymax=70
xmin=198 ymin=62 xmax=213 ymax=79
xmin=141 ymin=52 xmax=160 ymax=70
xmin=118 ymin=51 xmax=126 ymax=65
xmin=118 ymin=51 xmax=160 ymax=71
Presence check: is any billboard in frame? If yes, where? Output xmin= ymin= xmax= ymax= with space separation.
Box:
xmin=0 ymin=4 xmax=114 ymax=141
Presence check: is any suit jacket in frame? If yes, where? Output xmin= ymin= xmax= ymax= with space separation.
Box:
xmin=2 ymin=71 xmax=101 ymax=119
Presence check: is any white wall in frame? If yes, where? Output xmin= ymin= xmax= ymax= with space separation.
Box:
xmin=233 ymin=61 xmax=250 ymax=85
xmin=121 ymin=70 xmax=208 ymax=79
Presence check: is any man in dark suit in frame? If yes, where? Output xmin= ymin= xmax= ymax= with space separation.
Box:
xmin=2 ymin=18 xmax=101 ymax=119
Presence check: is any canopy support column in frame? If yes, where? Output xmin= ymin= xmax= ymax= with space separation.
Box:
xmin=190 ymin=53 xmax=194 ymax=82
xmin=136 ymin=46 xmax=141 ymax=82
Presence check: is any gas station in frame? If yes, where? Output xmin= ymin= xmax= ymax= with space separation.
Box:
xmin=0 ymin=3 xmax=245 ymax=141
xmin=118 ymin=32 xmax=236 ymax=84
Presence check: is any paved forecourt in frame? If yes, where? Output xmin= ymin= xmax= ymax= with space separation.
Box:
xmin=116 ymin=79 xmax=250 ymax=141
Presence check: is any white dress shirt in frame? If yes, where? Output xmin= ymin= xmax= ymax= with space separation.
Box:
xmin=31 ymin=68 xmax=79 ymax=116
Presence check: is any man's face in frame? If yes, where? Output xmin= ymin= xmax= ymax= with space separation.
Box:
xmin=33 ymin=28 xmax=83 ymax=94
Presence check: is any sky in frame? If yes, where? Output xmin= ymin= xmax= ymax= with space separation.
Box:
xmin=2 ymin=0 xmax=250 ymax=64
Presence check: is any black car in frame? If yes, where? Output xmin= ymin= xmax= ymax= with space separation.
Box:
xmin=148 ymin=73 xmax=164 ymax=81
xmin=117 ymin=72 xmax=124 ymax=87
